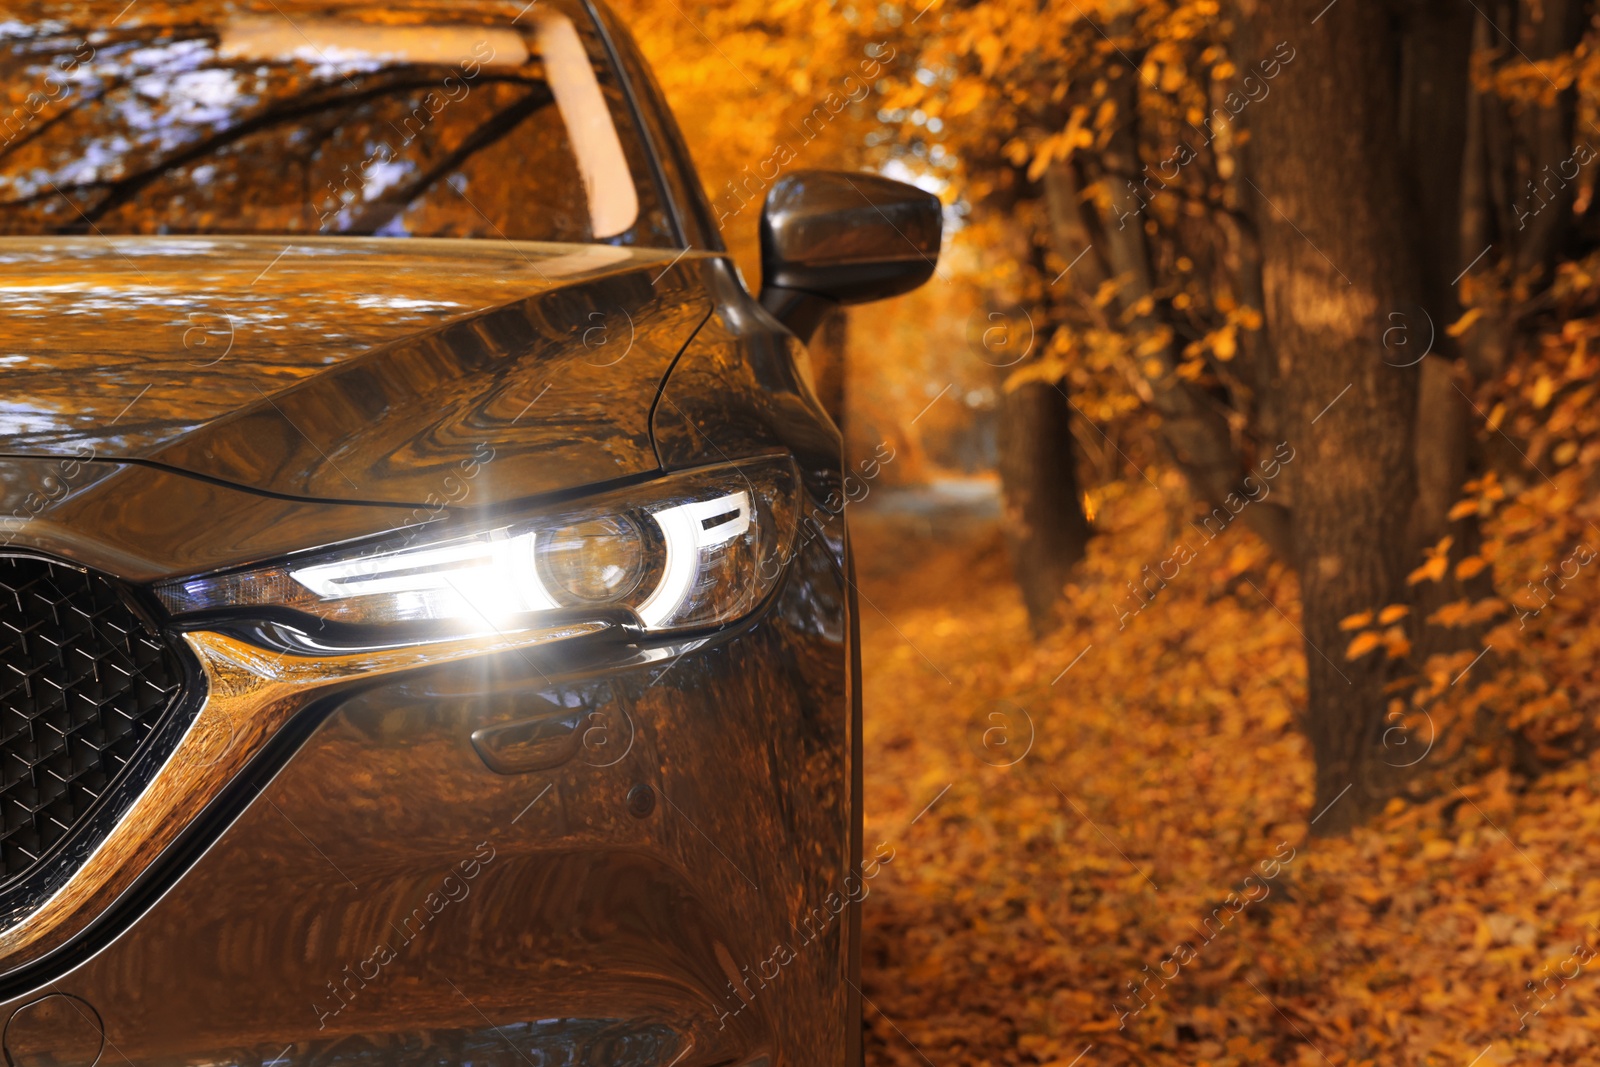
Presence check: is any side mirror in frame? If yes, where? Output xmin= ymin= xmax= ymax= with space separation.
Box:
xmin=758 ymin=170 xmax=943 ymax=343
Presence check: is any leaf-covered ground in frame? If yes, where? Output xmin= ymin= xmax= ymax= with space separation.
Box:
xmin=854 ymin=482 xmax=1600 ymax=1067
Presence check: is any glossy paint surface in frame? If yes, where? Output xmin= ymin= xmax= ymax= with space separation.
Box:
xmin=759 ymin=170 xmax=943 ymax=303
xmin=0 ymin=617 xmax=621 ymax=975
xmin=0 ymin=3 xmax=861 ymax=1066
xmin=0 ymin=237 xmax=716 ymax=507
xmin=755 ymin=171 xmax=943 ymax=344
xmin=2 ymin=457 xmax=443 ymax=582
xmin=0 ymin=533 xmax=852 ymax=1067
xmin=0 ymin=300 xmax=856 ymax=1067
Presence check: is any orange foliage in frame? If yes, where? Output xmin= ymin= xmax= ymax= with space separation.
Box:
xmin=844 ymin=251 xmax=1600 ymax=1065
xmin=616 ymin=3 xmax=1600 ymax=1062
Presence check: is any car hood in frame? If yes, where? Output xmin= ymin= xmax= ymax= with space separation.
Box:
xmin=0 ymin=236 xmax=714 ymax=507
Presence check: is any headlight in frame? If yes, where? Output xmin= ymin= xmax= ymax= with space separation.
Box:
xmin=156 ymin=457 xmax=801 ymax=637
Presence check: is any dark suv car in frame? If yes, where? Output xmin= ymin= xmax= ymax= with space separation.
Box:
xmin=0 ymin=4 xmax=939 ymax=1067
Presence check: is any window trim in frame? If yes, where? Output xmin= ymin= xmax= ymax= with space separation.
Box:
xmin=580 ymin=0 xmax=706 ymax=252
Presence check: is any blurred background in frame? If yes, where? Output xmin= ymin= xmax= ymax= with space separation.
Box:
xmin=619 ymin=2 xmax=1600 ymax=1065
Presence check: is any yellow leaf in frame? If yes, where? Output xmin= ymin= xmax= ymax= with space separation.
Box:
xmin=1428 ymin=598 xmax=1474 ymax=627
xmin=975 ymin=33 xmax=1003 ymax=77
xmin=1408 ymin=556 xmax=1450 ymax=584
xmin=1448 ymin=498 xmax=1480 ymax=521
xmin=1077 ymin=1019 xmax=1127 ymax=1033
xmin=1408 ymin=535 xmax=1454 ymax=585
xmin=1422 ymin=839 xmax=1454 ymax=860
xmin=1378 ymin=604 xmax=1411 ymax=625
xmin=1213 ymin=326 xmax=1237 ymax=361
xmin=1532 ymin=374 xmax=1556 ymax=409
xmin=1026 ymin=144 xmax=1053 ymax=183
xmin=1446 ymin=307 xmax=1483 ymax=337
xmin=1510 ymin=586 xmax=1545 ymax=610
xmin=1345 ymin=631 xmax=1382 ymax=660
xmin=1339 ymin=611 xmax=1374 ymax=631
xmin=1473 ymin=597 xmax=1510 ymax=621
xmin=1135 ymin=329 xmax=1172 ymax=357
xmin=1455 ymin=556 xmax=1489 ymax=580
xmin=946 ymin=79 xmax=987 ymax=117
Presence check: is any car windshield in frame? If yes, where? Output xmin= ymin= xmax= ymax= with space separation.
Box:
xmin=0 ymin=1 xmax=677 ymax=245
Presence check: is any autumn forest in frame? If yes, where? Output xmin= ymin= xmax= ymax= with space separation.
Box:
xmin=623 ymin=0 xmax=1600 ymax=1062
xmin=0 ymin=0 xmax=1597 ymax=1063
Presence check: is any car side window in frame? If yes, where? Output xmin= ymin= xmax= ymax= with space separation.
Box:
xmin=0 ymin=1 xmax=678 ymax=246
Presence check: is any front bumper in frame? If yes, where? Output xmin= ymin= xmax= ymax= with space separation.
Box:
xmin=0 ymin=526 xmax=853 ymax=1067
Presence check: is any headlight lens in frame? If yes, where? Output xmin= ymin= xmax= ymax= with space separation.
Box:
xmin=536 ymin=515 xmax=648 ymax=605
xmin=156 ymin=457 xmax=800 ymax=636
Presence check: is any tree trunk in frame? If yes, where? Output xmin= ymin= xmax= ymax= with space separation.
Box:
xmin=1459 ymin=0 xmax=1585 ymax=379
xmin=990 ymin=175 xmax=1094 ymax=634
xmin=1399 ymin=0 xmax=1474 ymax=332
xmin=1407 ymin=356 xmax=1494 ymax=665
xmin=1398 ymin=2 xmax=1496 ymax=664
xmin=998 ymin=375 xmax=1091 ymax=634
xmin=1044 ymin=106 xmax=1295 ymax=560
xmin=1251 ymin=2 xmax=1424 ymax=832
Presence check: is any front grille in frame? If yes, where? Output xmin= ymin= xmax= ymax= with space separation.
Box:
xmin=0 ymin=556 xmax=183 ymax=882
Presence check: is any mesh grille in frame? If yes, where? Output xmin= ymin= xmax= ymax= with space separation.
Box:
xmin=0 ymin=556 xmax=183 ymax=882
